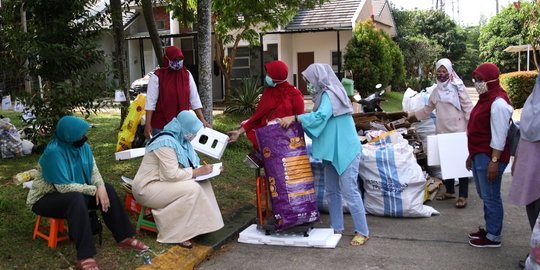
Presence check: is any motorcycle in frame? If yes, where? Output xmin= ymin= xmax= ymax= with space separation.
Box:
xmin=353 ymin=83 xmax=385 ymax=113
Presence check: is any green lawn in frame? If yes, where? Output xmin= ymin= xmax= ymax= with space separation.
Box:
xmin=0 ymin=110 xmax=255 ymax=270
xmin=0 ymin=92 xmax=404 ymax=269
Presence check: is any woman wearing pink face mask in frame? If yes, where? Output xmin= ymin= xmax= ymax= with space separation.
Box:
xmin=407 ymin=58 xmax=474 ymax=208
xmin=144 ymin=46 xmax=210 ymax=139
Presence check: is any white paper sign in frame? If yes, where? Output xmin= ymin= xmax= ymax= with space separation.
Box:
xmin=1 ymin=95 xmax=12 ymax=110
xmin=13 ymin=99 xmax=24 ymax=112
xmin=114 ymin=90 xmax=127 ymax=102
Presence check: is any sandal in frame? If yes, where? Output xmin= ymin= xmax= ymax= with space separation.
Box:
xmin=76 ymin=258 xmax=99 ymax=270
xmin=435 ymin=193 xmax=456 ymax=201
xmin=177 ymin=240 xmax=193 ymax=249
xmin=118 ymin=238 xmax=149 ymax=251
xmin=456 ymin=197 xmax=468 ymax=209
xmin=350 ymin=234 xmax=369 ymax=246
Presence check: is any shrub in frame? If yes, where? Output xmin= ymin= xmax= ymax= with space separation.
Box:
xmin=224 ymin=79 xmax=263 ymax=116
xmin=500 ymin=71 xmax=538 ymax=109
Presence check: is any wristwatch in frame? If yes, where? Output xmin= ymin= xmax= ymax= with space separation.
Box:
xmin=491 ymin=156 xmax=499 ymax=163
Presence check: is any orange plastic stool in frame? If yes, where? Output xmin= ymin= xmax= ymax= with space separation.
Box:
xmin=32 ymin=215 xmax=69 ymax=248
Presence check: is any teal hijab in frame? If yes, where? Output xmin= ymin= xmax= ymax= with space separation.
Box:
xmin=39 ymin=116 xmax=93 ymax=185
xmin=146 ymin=111 xmax=202 ymax=168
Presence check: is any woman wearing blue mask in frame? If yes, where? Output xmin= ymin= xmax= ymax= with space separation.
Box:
xmin=27 ymin=116 xmax=148 ymax=270
xmin=228 ymin=60 xmax=304 ymax=149
xmin=144 ymin=46 xmax=210 ymax=139
xmin=407 ymin=58 xmax=474 ymax=208
xmin=279 ymin=63 xmax=369 ymax=246
xmin=132 ymin=111 xmax=224 ymax=249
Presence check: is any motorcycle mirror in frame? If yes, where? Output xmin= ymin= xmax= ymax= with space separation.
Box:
xmin=375 ymin=83 xmax=382 ymax=89
xmin=353 ymin=94 xmax=361 ymax=102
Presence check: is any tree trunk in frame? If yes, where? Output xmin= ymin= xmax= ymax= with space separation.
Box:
xmin=197 ymin=0 xmax=213 ymax=124
xmin=141 ymin=0 xmax=163 ymax=67
xmin=110 ymin=0 xmax=130 ymax=128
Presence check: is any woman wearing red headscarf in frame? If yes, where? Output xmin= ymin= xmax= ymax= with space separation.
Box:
xmin=144 ymin=46 xmax=209 ymax=138
xmin=227 ymin=60 xmax=304 ymax=149
xmin=466 ymin=63 xmax=513 ymax=248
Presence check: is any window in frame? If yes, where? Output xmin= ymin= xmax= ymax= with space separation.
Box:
xmin=156 ymin=21 xmax=165 ymax=30
xmin=331 ymin=51 xmax=342 ymax=73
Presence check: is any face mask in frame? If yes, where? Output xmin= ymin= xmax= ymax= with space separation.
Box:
xmin=473 ymin=78 xmax=498 ymax=95
xmin=436 ymin=73 xmax=449 ymax=83
xmin=184 ymin=133 xmax=196 ymax=141
xmin=306 ymin=83 xmax=316 ymax=95
xmin=169 ymin=59 xmax=184 ymax=71
xmin=265 ymin=75 xmax=276 ymax=87
xmin=72 ymin=135 xmax=88 ymax=148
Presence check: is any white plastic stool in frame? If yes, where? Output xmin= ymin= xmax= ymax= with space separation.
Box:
xmin=191 ymin=127 xmax=229 ymax=159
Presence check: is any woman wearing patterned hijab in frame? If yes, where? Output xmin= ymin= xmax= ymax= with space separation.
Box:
xmin=26 ymin=116 xmax=147 ymax=270
xmin=279 ymin=63 xmax=370 ymax=246
xmin=408 ymin=58 xmax=474 ymax=208
xmin=132 ymin=111 xmax=224 ymax=249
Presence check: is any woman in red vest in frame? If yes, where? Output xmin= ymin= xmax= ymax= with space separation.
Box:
xmin=144 ymin=46 xmax=209 ymax=138
xmin=227 ymin=60 xmax=304 ymax=149
xmin=466 ymin=63 xmax=513 ymax=248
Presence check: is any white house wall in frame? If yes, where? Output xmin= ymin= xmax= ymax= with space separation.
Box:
xmin=287 ymin=31 xmax=352 ymax=85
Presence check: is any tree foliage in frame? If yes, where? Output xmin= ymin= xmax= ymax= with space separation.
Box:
xmin=479 ymin=4 xmax=526 ymax=73
xmin=392 ymin=8 xmax=467 ymax=89
xmin=0 ymin=0 xmax=111 ymax=142
xmin=344 ymin=20 xmax=405 ymax=96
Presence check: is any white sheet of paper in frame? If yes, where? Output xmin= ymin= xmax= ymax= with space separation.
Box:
xmin=427 ymin=135 xmax=440 ymax=166
xmin=195 ymin=162 xmax=222 ymax=181
xmin=437 ymin=132 xmax=472 ymax=179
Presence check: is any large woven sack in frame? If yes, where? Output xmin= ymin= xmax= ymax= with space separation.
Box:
xmin=256 ymin=122 xmax=320 ymax=230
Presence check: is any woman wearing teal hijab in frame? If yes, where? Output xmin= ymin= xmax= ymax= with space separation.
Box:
xmin=26 ymin=116 xmax=148 ymax=270
xmin=133 ymin=111 xmax=224 ymax=249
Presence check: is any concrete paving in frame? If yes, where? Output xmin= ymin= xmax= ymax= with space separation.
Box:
xmin=196 ymin=173 xmax=531 ymax=270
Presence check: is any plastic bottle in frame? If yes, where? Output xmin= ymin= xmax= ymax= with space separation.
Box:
xmin=13 ymin=169 xmax=38 ymax=185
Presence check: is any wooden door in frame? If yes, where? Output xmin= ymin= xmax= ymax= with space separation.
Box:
xmin=297 ymin=52 xmax=314 ymax=95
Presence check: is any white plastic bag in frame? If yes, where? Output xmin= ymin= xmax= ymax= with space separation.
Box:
xmin=360 ymin=132 xmax=439 ymax=217
xmin=1 ymin=95 xmax=12 ymax=111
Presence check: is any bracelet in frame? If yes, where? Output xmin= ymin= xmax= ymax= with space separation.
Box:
xmin=294 ymin=115 xmax=298 ymax=122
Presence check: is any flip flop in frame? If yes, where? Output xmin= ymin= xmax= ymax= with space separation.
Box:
xmin=456 ymin=197 xmax=468 ymax=208
xmin=350 ymin=234 xmax=369 ymax=246
xmin=435 ymin=193 xmax=456 ymax=201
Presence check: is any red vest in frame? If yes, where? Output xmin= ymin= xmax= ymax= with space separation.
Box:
xmin=467 ymin=87 xmax=511 ymax=163
xmin=152 ymin=67 xmax=191 ymax=129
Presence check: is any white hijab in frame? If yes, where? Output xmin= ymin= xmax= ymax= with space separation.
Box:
xmin=436 ymin=58 xmax=464 ymax=110
xmin=302 ymin=63 xmax=352 ymax=116
xmin=520 ymin=74 xmax=540 ymax=142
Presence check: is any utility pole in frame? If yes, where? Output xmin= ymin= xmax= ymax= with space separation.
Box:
xmin=496 ymin=0 xmax=499 ymax=14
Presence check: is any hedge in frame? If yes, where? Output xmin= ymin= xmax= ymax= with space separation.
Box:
xmin=500 ymin=71 xmax=538 ymax=109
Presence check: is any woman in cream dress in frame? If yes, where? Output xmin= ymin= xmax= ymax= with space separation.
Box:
xmin=132 ymin=111 xmax=224 ymax=248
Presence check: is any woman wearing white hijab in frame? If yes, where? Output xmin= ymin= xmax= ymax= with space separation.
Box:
xmin=408 ymin=58 xmax=474 ymax=208
xmin=508 ymin=74 xmax=540 ymax=268
xmin=279 ymin=63 xmax=370 ymax=246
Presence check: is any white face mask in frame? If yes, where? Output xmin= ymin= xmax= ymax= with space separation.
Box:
xmin=184 ymin=133 xmax=196 ymax=141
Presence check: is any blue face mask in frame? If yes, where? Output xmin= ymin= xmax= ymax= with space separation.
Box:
xmin=265 ymin=75 xmax=276 ymax=87
xmin=169 ymin=59 xmax=184 ymax=71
